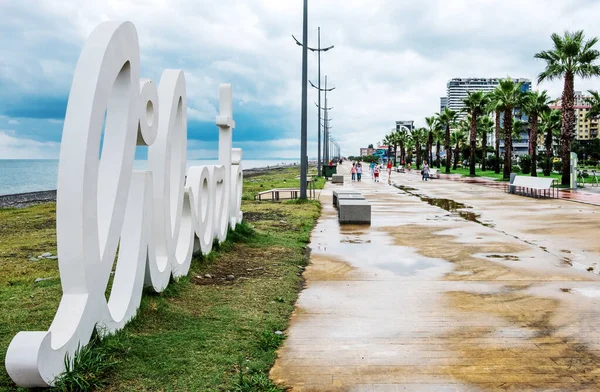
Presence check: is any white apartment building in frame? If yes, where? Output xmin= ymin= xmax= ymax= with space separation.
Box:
xmin=445 ymin=78 xmax=531 ymax=120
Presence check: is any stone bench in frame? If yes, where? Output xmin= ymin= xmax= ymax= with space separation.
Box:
xmin=332 ymin=190 xmax=361 ymax=207
xmin=336 ymin=193 xmax=366 ymax=208
xmin=332 ymin=174 xmax=344 ymax=184
xmin=429 ymin=168 xmax=439 ymax=179
xmin=508 ymin=175 xmax=556 ymax=198
xmin=338 ymin=199 xmax=371 ymax=224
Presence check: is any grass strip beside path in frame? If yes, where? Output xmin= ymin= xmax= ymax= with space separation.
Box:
xmin=438 ymin=166 xmax=598 ymax=184
xmin=0 ymin=166 xmax=323 ymax=391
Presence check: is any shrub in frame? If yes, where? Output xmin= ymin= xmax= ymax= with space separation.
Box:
xmin=486 ymin=156 xmax=498 ymax=170
xmin=553 ymin=161 xmax=563 ymax=173
xmin=511 ymin=165 xmax=521 ymax=174
xmin=519 ymin=154 xmax=532 ymax=174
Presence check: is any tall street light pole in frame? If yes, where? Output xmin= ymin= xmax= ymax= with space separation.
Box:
xmin=300 ymin=0 xmax=308 ymax=199
xmin=295 ymin=28 xmax=334 ymax=177
xmin=310 ymin=75 xmax=334 ymax=166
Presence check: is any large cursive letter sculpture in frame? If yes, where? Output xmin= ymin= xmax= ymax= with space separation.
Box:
xmin=5 ymin=21 xmax=243 ymax=387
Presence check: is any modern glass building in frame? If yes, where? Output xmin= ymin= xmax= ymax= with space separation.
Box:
xmin=445 ymin=77 xmax=531 ymax=121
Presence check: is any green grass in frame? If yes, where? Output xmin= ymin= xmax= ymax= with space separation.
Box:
xmin=243 ymin=166 xmax=325 ymax=200
xmin=438 ymin=166 xmax=599 ymax=184
xmin=0 ymin=168 xmax=322 ymax=391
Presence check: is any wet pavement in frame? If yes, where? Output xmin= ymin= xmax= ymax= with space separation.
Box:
xmin=270 ymin=166 xmax=600 ymax=391
xmin=434 ymin=171 xmax=600 ymax=207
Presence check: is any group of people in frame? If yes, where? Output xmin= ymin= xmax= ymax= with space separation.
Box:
xmin=350 ymin=160 xmax=432 ymax=183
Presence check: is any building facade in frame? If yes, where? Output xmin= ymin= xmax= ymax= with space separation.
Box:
xmin=396 ymin=120 xmax=414 ymax=132
xmin=440 ymin=97 xmax=448 ymax=113
xmin=550 ymin=91 xmax=600 ymax=141
xmin=445 ymin=78 xmax=531 ymax=121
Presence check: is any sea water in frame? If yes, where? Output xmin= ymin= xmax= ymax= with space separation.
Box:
xmin=0 ymin=159 xmax=299 ymax=196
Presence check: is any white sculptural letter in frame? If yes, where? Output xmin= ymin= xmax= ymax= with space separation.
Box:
xmin=5 ymin=21 xmax=243 ymax=387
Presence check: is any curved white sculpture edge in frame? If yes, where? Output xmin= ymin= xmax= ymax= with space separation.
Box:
xmin=5 ymin=21 xmax=243 ymax=387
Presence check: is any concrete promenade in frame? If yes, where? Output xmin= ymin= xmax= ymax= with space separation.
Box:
xmin=271 ymin=164 xmax=600 ymax=391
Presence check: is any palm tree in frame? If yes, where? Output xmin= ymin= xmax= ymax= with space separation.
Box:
xmin=513 ymin=119 xmax=527 ymax=157
xmin=436 ymin=108 xmax=458 ymax=173
xmin=584 ymin=90 xmax=600 ymax=119
xmin=387 ymin=131 xmax=401 ymax=166
xmin=450 ymin=129 xmax=466 ymax=170
xmin=535 ymin=30 xmax=600 ymax=185
xmin=412 ymin=127 xmax=427 ymax=169
xmin=405 ymin=138 xmax=415 ymax=165
xmin=523 ymin=90 xmax=551 ymax=177
xmin=478 ymin=116 xmax=494 ymax=171
xmin=493 ymin=78 xmax=526 ymax=180
xmin=487 ymin=90 xmax=504 ymax=174
xmin=462 ymin=91 xmax=489 ymax=176
xmin=540 ymin=109 xmax=562 ymax=176
xmin=397 ymin=129 xmax=408 ymax=165
xmin=425 ymin=116 xmax=438 ymax=166
xmin=432 ymin=128 xmax=444 ymax=168
xmin=382 ymin=134 xmax=392 ymax=163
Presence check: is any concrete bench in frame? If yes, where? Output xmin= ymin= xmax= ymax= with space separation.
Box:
xmin=395 ymin=166 xmax=405 ymax=173
xmin=338 ymin=199 xmax=371 ymax=224
xmin=332 ymin=174 xmax=344 ymax=184
xmin=336 ymin=193 xmax=366 ymax=208
xmin=429 ymin=168 xmax=439 ymax=179
xmin=332 ymin=190 xmax=361 ymax=206
xmin=508 ymin=175 xmax=556 ymax=198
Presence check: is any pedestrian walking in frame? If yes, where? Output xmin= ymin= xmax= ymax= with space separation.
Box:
xmin=370 ymin=161 xmax=376 ymax=179
xmin=422 ymin=161 xmax=430 ymax=181
xmin=387 ymin=160 xmax=393 ymax=185
xmin=351 ymin=162 xmax=357 ymax=182
xmin=374 ymin=165 xmax=380 ymax=182
xmin=357 ymin=163 xmax=363 ymax=182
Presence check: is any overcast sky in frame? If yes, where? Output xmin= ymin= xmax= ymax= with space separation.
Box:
xmin=2 ymin=0 xmax=600 ymax=160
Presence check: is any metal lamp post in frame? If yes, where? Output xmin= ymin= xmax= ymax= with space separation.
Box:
xmin=295 ymin=28 xmax=334 ymax=177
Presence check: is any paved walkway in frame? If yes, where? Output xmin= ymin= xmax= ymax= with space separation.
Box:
xmin=271 ymin=165 xmax=600 ymax=391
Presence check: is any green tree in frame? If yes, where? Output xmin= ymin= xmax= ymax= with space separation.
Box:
xmin=436 ymin=108 xmax=458 ymax=173
xmin=535 ymin=30 xmax=600 ymax=185
xmin=425 ymin=116 xmax=438 ymax=166
xmin=405 ymin=137 xmax=415 ymax=164
xmin=368 ymin=143 xmax=374 ymax=149
xmin=462 ymin=91 xmax=489 ymax=176
xmin=540 ymin=109 xmax=562 ymax=175
xmin=584 ymin=90 xmax=600 ymax=119
xmin=523 ymin=90 xmax=551 ymax=177
xmin=397 ymin=129 xmax=408 ymax=164
xmin=412 ymin=127 xmax=427 ymax=169
xmin=492 ymin=78 xmax=526 ymax=179
xmin=433 ymin=127 xmax=444 ymax=168
xmin=487 ymin=90 xmax=504 ymax=174
xmin=450 ymin=129 xmax=467 ymax=170
xmin=478 ymin=116 xmax=494 ymax=171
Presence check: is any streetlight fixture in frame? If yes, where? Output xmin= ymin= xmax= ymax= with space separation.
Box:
xmin=294 ymin=27 xmax=334 ymax=177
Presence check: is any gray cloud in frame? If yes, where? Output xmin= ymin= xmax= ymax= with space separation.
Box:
xmin=2 ymin=0 xmax=600 ymax=158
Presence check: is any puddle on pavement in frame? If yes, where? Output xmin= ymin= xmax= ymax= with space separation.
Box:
xmin=395 ymin=184 xmax=489 ymax=225
xmin=486 ymin=254 xmax=520 ymax=261
xmin=316 ymin=230 xmax=451 ymax=278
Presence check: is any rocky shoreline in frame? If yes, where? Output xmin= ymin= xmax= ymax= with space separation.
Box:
xmin=0 ymin=164 xmax=299 ymax=208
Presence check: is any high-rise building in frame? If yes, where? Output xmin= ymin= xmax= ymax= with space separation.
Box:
xmin=447 ymin=78 xmax=531 ymax=120
xmin=550 ymin=91 xmax=599 ymax=141
xmin=440 ymin=97 xmax=448 ymax=113
xmin=396 ymin=120 xmax=414 ymax=132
